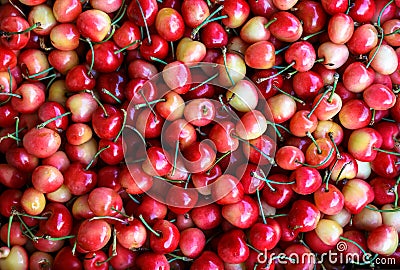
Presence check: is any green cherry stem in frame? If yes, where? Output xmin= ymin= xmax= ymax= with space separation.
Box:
xmin=264 ymin=18 xmax=277 ymax=29
xmin=7 ymin=215 xmax=13 ymax=248
xmin=127 ymin=193 xmax=141 ymax=204
xmin=274 ymin=45 xmax=290 ymax=55
xmin=307 ymin=86 xmax=332 ymax=119
xmin=138 ymin=214 xmax=161 ymax=237
xmin=191 ymin=5 xmax=225 ymax=38
xmin=256 ymin=62 xmax=295 ymax=83
xmin=365 ymin=205 xmax=400 ymax=212
xmin=101 ymin=88 xmax=122 ymax=103
xmin=327 ymin=73 xmax=340 ymax=103
xmin=85 ymin=145 xmax=110 ymax=170
xmin=136 ymin=0 xmax=152 ymax=44
xmin=150 ymin=56 xmax=168 ymax=65
xmin=366 ymin=26 xmax=384 ymax=68
xmin=377 ymin=0 xmax=394 ymax=27
xmin=302 ymin=29 xmax=326 ymax=41
xmin=89 ymin=215 xmax=128 ymax=224
xmin=114 ymin=40 xmax=141 ymax=54
xmin=134 ymin=98 xmax=165 ymax=110
xmin=272 ymin=85 xmax=305 ymax=105
xmin=85 ymin=90 xmax=108 ymax=117
xmin=335 ymin=161 xmax=352 ymax=184
xmin=114 ymin=108 xmax=127 ymax=143
xmin=111 ymin=4 xmax=127 ymax=26
xmin=125 ymin=124 xmax=147 ymax=147
xmin=170 ymin=140 xmax=180 ymax=176
xmin=139 ymin=89 xmax=158 ymax=118
xmin=168 ymin=253 xmax=193 ymax=262
xmin=218 ymin=95 xmax=240 ymax=121
xmin=328 ymin=132 xmax=341 ymax=159
xmin=189 ymin=73 xmax=219 ymax=91
xmin=221 ymin=46 xmax=235 ymax=86
xmin=306 ymin=131 xmax=322 ymax=154
xmin=86 ymin=38 xmax=95 ymax=75
xmin=251 ymin=171 xmax=295 ymax=187
xmin=14 ymin=116 xmax=19 ymax=146
xmin=295 ymin=148 xmax=334 ymax=168
xmin=206 ymin=150 xmax=231 ymax=175
xmin=373 ymin=148 xmax=400 ymax=156
xmin=97 ymin=228 xmax=117 ymax=266
xmin=0 ymin=22 xmax=41 ymax=37
xmin=231 ymin=133 xmax=276 ymax=165
xmin=36 ymin=112 xmax=71 ymax=129
xmin=256 ymin=188 xmax=267 ymax=224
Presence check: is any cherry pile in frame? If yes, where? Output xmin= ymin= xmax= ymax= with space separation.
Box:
xmin=2 ymin=0 xmax=400 ymax=269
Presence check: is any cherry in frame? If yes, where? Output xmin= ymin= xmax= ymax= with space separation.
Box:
xmin=222 ymin=195 xmax=259 ymax=229
xmin=294 ymin=0 xmax=327 ymax=34
xmin=77 ymin=219 xmax=112 ymax=252
xmin=268 ymin=11 xmax=303 ymax=42
xmin=261 ymin=174 xmax=295 ymax=208
xmin=367 ymin=224 xmax=399 ymax=256
xmin=166 ymin=185 xmax=199 ymax=214
xmin=155 ymin=8 xmax=185 ymax=41
xmin=85 ymin=41 xmax=124 ymax=73
xmin=135 ymin=252 xmax=169 ymax=270
xmin=148 ymin=219 xmax=180 ymax=254
xmin=76 ymin=9 xmax=111 ymax=42
xmin=348 ymin=0 xmax=376 ymax=23
xmin=288 ymin=199 xmax=321 ymax=232
xmin=290 ymin=167 xmax=322 ymax=195
xmin=221 ymin=0 xmax=250 ymax=28
xmin=217 ymin=229 xmax=249 ymax=264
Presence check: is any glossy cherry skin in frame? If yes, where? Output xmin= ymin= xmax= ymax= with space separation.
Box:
xmin=371 ymin=152 xmax=400 ymax=178
xmin=91 ymin=105 xmax=123 ymax=140
xmin=77 ymin=219 xmax=112 ymax=252
xmin=39 ymin=202 xmax=73 ymax=238
xmin=119 ymin=164 xmax=153 ymax=194
xmin=294 ymin=0 xmax=327 ymax=34
xmin=348 ymin=0 xmax=376 ymax=23
xmin=22 ymin=127 xmax=61 ymax=159
xmin=65 ymin=64 xmax=96 ymax=92
xmin=212 ymin=174 xmax=244 ymax=205
xmin=150 ymin=219 xmax=180 ymax=254
xmin=127 ymin=0 xmax=158 ymax=26
xmin=115 ymin=219 xmax=147 ymax=250
xmin=339 ymin=99 xmax=372 ymax=130
xmin=288 ymin=199 xmax=321 ymax=233
xmin=0 ymin=47 xmax=17 ymax=71
xmin=166 ymin=185 xmax=199 ymax=214
xmin=222 ymin=195 xmax=259 ymax=229
xmin=183 ymin=141 xmax=216 ymax=173
xmin=135 ymin=252 xmax=169 ymax=270
xmin=290 ymin=167 xmax=322 ymax=195
xmin=268 ymin=11 xmax=303 ymax=42
xmin=221 ymin=0 xmax=250 ymax=28
xmin=142 ymin=146 xmax=172 ymax=176
xmin=275 ymin=146 xmax=305 ymax=170
xmin=0 ymin=16 xmax=31 ymax=50
xmin=347 ymin=127 xmax=383 ymax=162
xmin=139 ymin=34 xmax=169 ymax=61
xmin=53 ymin=0 xmax=82 ymax=22
xmin=85 ymin=41 xmax=124 ymax=73
xmin=76 ymin=9 xmax=111 ymax=42
xmin=342 ymin=178 xmax=375 ymax=214
xmin=63 ymin=162 xmax=97 ymax=196
xmin=347 ymin=23 xmax=378 ymax=55
xmin=201 ymin=22 xmax=228 ymax=48
xmin=285 ymin=41 xmax=316 ymax=72
xmin=155 ymin=8 xmax=185 ymax=41
xmin=217 ymin=229 xmax=249 ymax=264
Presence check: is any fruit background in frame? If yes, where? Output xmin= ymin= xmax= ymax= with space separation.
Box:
xmin=1 ymin=0 xmax=400 ymax=269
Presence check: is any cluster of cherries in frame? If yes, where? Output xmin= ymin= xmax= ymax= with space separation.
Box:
xmin=2 ymin=0 xmax=400 ymax=269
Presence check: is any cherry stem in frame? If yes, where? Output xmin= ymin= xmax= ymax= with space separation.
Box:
xmin=111 ymin=4 xmax=127 ymax=26
xmin=11 ymin=209 xmax=48 ymax=220
xmin=8 ymin=0 xmax=25 ymax=18
xmin=125 ymin=124 xmax=147 ymax=147
xmin=384 ymin=28 xmax=400 ymax=36
xmin=97 ymin=228 xmax=117 ymax=266
xmin=365 ymin=204 xmax=400 ymax=212
xmin=256 ymin=188 xmax=267 ymax=224
xmin=266 ymin=213 xmax=288 ymax=218
xmin=190 ymin=73 xmax=219 ymax=91
xmin=206 ymin=150 xmax=231 ymax=175
xmin=247 ymin=243 xmax=261 ymax=253
xmin=394 ymin=175 xmax=400 ymax=208
xmin=191 ymin=5 xmax=225 ymax=39
xmin=265 ymin=120 xmax=283 ymax=141
xmin=222 ymin=46 xmax=235 ymax=86
xmin=324 ymin=159 xmax=338 ymax=191
xmin=89 ymin=215 xmax=128 ymax=224
xmin=339 ymin=236 xmax=369 ymax=256
xmin=170 ymin=141 xmax=180 ymax=176
xmin=378 ymin=0 xmax=394 ymax=26
xmin=138 ymin=214 xmax=161 ymax=237
xmin=327 ymin=73 xmax=340 ymax=103
xmin=231 ymin=133 xmax=276 ymax=165
xmin=114 ymin=108 xmax=127 ymax=142
xmin=328 ymin=132 xmax=341 ymax=159
xmin=256 ymin=62 xmax=295 ymax=83
xmin=184 ymin=173 xmax=191 ymax=189
xmin=7 ymin=215 xmax=13 ymax=248
xmin=366 ymin=26 xmax=384 ymax=68
xmin=85 ymin=145 xmax=110 ymax=170
xmin=251 ymin=171 xmax=295 ymax=187
xmin=370 ymin=108 xmax=376 ymax=126
xmin=0 ymin=92 xmax=21 ymax=98
xmin=373 ymin=147 xmax=400 ymax=156
xmin=136 ymin=0 xmax=152 ymax=44
xmin=15 ymin=214 xmax=38 ymax=242
xmin=127 ymin=193 xmax=141 ymax=204
xmin=296 ymin=148 xmax=334 ymax=168
xmin=150 ymin=56 xmax=168 ymax=65
xmin=307 ymin=87 xmax=332 ymax=119
xmin=168 ymin=253 xmax=193 ymax=262
xmin=43 ymin=235 xmax=75 ymax=241
xmin=110 ymin=207 xmax=130 ymax=218
xmin=302 ymin=29 xmax=326 ymax=41
xmin=306 ymin=131 xmax=322 ymax=154
xmin=218 ymin=95 xmax=240 ymax=121
xmin=170 ymin=41 xmax=175 ymax=60
xmin=101 ymin=88 xmax=122 ymax=103
xmin=275 ymin=45 xmax=290 ymax=55
xmin=272 ymin=85 xmax=305 ymax=105
xmin=36 ymin=112 xmax=71 ymax=129
xmin=134 ymin=98 xmax=165 ymax=110
xmin=0 ymin=127 xmax=25 ymax=143
xmin=0 ymin=22 xmax=41 ymax=37
xmin=335 ymin=161 xmax=352 ymax=184
xmin=23 ymin=67 xmax=54 ymax=80
xmin=86 ymin=38 xmax=95 ymax=75
xmin=14 ymin=116 xmax=20 ymax=146
xmin=139 ymin=90 xmax=158 ymax=118
xmin=153 ymin=175 xmax=185 ymax=183
xmin=345 ymin=0 xmax=353 ymax=14
xmin=0 ymin=68 xmax=13 ymax=106
xmin=114 ymin=40 xmax=141 ymax=54
xmin=264 ymin=18 xmax=277 ymax=29
xmin=86 ymin=90 xmax=108 ymax=117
